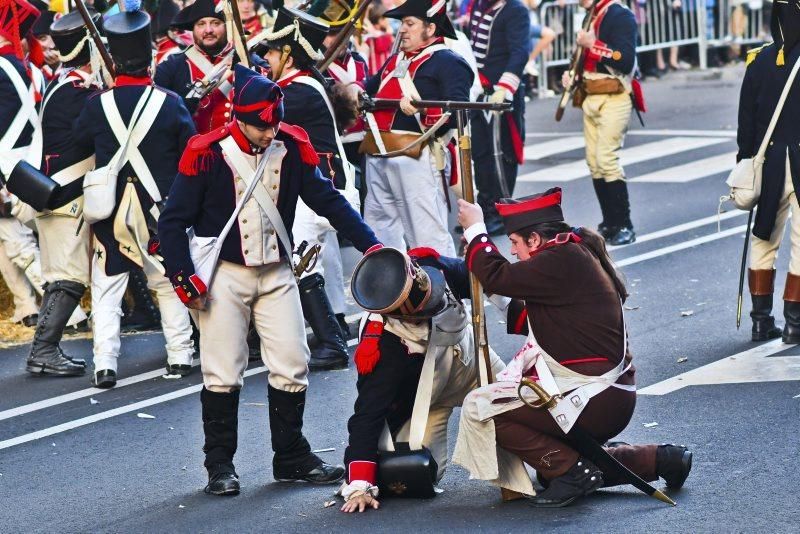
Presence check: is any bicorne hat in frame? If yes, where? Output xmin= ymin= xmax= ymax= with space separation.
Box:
xmin=50 ymin=8 xmax=102 ymax=67
xmin=104 ymin=0 xmax=152 ymax=73
xmin=232 ymin=63 xmax=284 ymax=128
xmin=495 ymin=187 xmax=564 ymax=235
xmin=383 ymin=0 xmax=456 ymax=39
xmin=170 ymin=0 xmax=223 ymax=32
xmin=260 ymin=6 xmax=327 ymax=67
xmin=351 ymin=247 xmax=446 ymax=317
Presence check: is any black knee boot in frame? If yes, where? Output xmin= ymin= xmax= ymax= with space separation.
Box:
xmin=202 ymin=387 xmax=241 ymax=496
xmin=268 ymin=386 xmax=344 ymax=484
xmin=749 ymin=269 xmax=782 ymax=341
xmin=121 ymin=269 xmax=160 ymax=332
xmin=605 ymin=180 xmax=636 ymax=246
xmin=26 ymin=281 xmax=86 ymax=376
xmin=591 ymin=179 xmax=613 ymax=239
xmin=528 ymin=457 xmax=604 ymax=508
xmin=298 ymin=273 xmax=348 ymax=370
xmin=783 ymin=273 xmax=800 ymax=344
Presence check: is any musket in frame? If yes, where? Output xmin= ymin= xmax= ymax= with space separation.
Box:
xmin=317 ymin=0 xmax=376 ymax=72
xmin=737 ymin=209 xmax=754 ymax=329
xmin=555 ymin=0 xmax=599 ymax=122
xmin=224 ymin=0 xmax=251 ymax=68
xmin=518 ymin=378 xmax=676 ymax=506
xmin=490 ymin=111 xmax=510 ymax=198
xmin=74 ymin=0 xmax=115 ymax=78
xmin=362 ymin=97 xmax=512 ymax=112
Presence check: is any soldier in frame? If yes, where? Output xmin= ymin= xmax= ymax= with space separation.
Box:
xmin=73 ymin=2 xmax=197 ymax=388
xmin=466 ymin=0 xmax=530 ymax=235
xmin=562 ymin=0 xmax=639 ymax=246
xmin=452 ymin=190 xmax=691 ymax=506
xmin=340 ymin=246 xmax=504 ymax=513
xmin=359 ymin=0 xmax=473 ymax=256
xmin=157 ymin=64 xmax=381 ymax=496
xmin=738 ymin=2 xmax=800 ymax=343
xmin=259 ymin=7 xmax=360 ymax=370
xmin=153 ymin=0 xmax=191 ymax=65
xmin=154 ymin=0 xmax=235 ymax=134
xmin=25 ymin=8 xmax=103 ymax=377
xmin=30 ymin=0 xmax=60 ymax=82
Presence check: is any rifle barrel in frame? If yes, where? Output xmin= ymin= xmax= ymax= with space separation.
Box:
xmin=370 ymin=98 xmax=511 ymax=112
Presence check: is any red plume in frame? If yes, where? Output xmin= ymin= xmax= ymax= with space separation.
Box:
xmin=26 ymin=34 xmax=44 ymax=68
xmin=354 ymin=320 xmax=384 ymax=375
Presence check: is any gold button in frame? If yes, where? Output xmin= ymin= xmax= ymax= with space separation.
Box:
xmin=244 ymin=234 xmax=249 ymax=239
xmin=127 ymin=176 xmax=133 ymax=183
xmin=244 ymin=249 xmax=249 ymax=254
xmin=272 ymin=185 xmax=277 ymax=190
xmin=225 ymin=102 xmax=231 ymax=108
xmin=242 ymin=219 xmax=247 ymax=224
xmin=177 ymin=276 xmax=183 ymax=281
xmin=224 ymin=112 xmax=230 ymax=118
xmin=273 ymin=169 xmax=279 ymax=174
xmin=238 ymin=191 xmax=243 ymax=196
xmin=272 ymin=245 xmax=277 ymax=250
xmin=269 ymin=230 xmax=274 ymax=235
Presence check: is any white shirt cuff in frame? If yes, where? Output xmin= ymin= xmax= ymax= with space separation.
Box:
xmin=464 ymin=222 xmax=488 ymax=245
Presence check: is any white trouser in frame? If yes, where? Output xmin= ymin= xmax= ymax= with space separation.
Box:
xmin=0 ymin=242 xmax=38 ymax=321
xmin=91 ymin=255 xmax=194 ymax=373
xmin=194 ymin=260 xmax=309 ymax=393
xmin=36 ymin=215 xmax=91 ymax=286
xmin=751 ymin=157 xmax=800 ymax=274
xmin=364 ymin=146 xmax=456 ymax=256
xmin=292 ymin=199 xmax=346 ymax=313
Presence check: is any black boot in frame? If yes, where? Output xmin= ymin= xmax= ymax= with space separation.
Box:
xmin=655 ymin=444 xmax=692 ymax=489
xmin=246 ymin=321 xmax=261 ymax=362
xmin=298 ymin=273 xmax=348 ymax=370
xmin=783 ymin=273 xmax=800 ymax=344
xmin=749 ymin=269 xmax=782 ymax=341
xmin=335 ymin=313 xmax=351 ymax=340
xmin=528 ymin=458 xmax=603 ymax=508
xmin=121 ymin=269 xmax=161 ymax=332
xmin=26 ymin=281 xmax=86 ymax=376
xmin=268 ymin=386 xmax=345 ymax=484
xmin=605 ymin=180 xmax=636 ymax=246
xmin=202 ymin=387 xmax=241 ymax=496
xmin=592 ymin=179 xmax=613 ymax=239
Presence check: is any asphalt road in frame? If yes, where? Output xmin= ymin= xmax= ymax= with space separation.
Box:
xmin=2 ymin=64 xmax=799 ymax=533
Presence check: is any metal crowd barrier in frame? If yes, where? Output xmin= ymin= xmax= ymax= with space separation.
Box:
xmin=535 ymin=0 xmax=770 ymax=96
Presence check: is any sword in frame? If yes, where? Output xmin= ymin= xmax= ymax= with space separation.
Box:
xmin=293 ymin=240 xmax=321 ymax=278
xmin=518 ymin=378 xmax=676 ymax=506
xmin=490 ymin=111 xmax=510 ymax=198
xmin=737 ymin=208 xmax=754 ymax=329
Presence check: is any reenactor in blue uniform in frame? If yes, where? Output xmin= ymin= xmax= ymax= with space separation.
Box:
xmin=73 ymin=2 xmax=197 ymax=388
xmin=738 ymin=2 xmax=800 ymax=343
xmin=25 ymin=8 xmax=103 ymax=377
xmin=563 ymin=0 xmax=639 ymax=246
xmin=260 ymin=7 xmax=360 ymax=370
xmin=157 ymin=64 xmax=380 ymax=496
xmin=466 ymin=0 xmax=531 ymax=235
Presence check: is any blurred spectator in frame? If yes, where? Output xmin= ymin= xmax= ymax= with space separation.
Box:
xmin=360 ymin=3 xmax=394 ymax=73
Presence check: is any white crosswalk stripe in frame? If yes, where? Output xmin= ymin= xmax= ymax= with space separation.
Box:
xmin=518 ymin=136 xmax=732 ymax=183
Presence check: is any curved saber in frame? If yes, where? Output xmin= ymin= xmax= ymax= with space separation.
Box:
xmin=491 ymin=111 xmax=510 ymax=198
xmin=518 ymin=378 xmax=677 ymax=506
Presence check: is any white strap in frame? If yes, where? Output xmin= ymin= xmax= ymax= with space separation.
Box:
xmin=51 ymin=155 xmax=95 ymax=186
xmin=0 ymin=57 xmax=41 ymax=171
xmin=39 ymin=76 xmax=74 ymax=119
xmin=408 ymin=341 xmax=437 ymax=450
xmin=365 ymin=112 xmax=387 ymax=154
xmin=755 ymin=55 xmax=800 ymax=162
xmin=218 ymin=143 xmax=273 ymax=248
xmin=101 ymin=87 xmax=168 ymax=203
xmin=185 ymin=46 xmax=233 ymax=97
xmin=218 ymin=136 xmax=293 ymax=257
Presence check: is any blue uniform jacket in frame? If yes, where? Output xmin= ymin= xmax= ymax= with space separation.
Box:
xmin=157 ymin=129 xmax=380 ymax=284
xmin=590 ymin=3 xmax=637 ymax=76
xmin=468 ymin=0 xmax=530 ymax=88
xmin=73 ymin=77 xmax=197 ymax=276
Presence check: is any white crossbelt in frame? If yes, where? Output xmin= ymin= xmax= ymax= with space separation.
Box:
xmin=184 ymin=46 xmax=233 ymax=97
xmin=0 ymin=56 xmax=43 ymax=175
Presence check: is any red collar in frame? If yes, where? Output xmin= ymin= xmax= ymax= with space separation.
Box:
xmin=115 ymin=74 xmax=153 ymax=87
xmin=406 ymin=37 xmax=445 ymax=57
xmin=276 ymin=70 xmax=310 ymax=88
xmin=0 ymin=44 xmax=17 ymax=57
xmin=528 ymin=231 xmax=582 ymax=258
xmin=228 ymin=121 xmax=257 ymax=155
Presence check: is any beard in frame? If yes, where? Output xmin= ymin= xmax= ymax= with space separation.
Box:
xmin=197 ymin=35 xmax=227 ymax=57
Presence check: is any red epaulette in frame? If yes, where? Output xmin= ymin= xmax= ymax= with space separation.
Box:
xmin=178 ymin=126 xmax=229 ymax=176
xmin=278 ymin=123 xmax=321 ymax=167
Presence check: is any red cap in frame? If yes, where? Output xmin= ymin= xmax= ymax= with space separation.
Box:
xmin=495 ymin=187 xmax=564 ymax=234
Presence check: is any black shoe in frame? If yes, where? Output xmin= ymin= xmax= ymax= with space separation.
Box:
xmin=92 ymin=369 xmax=117 ymax=389
xmin=274 ymin=461 xmax=345 ymax=484
xmin=608 ymin=227 xmax=636 ymax=246
xmin=528 ymin=458 xmax=603 ymax=508
xmin=299 ymin=273 xmax=349 ymax=371
xmin=26 ymin=347 xmax=86 ymax=376
xmin=165 ymin=363 xmax=192 ymax=376
xmin=204 ymin=467 xmax=240 ymax=496
xmin=21 ymin=314 xmax=38 ymax=327
xmin=655 ymin=444 xmax=692 ymax=489
xmin=308 ymin=349 xmax=348 ymax=370
xmin=592 ymin=180 xmax=613 ymax=239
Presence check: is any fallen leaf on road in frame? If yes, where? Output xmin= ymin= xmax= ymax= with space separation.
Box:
xmin=89 ymin=398 xmax=99 ymax=405
xmin=690 ymin=279 xmax=699 ymax=282
xmin=677 ymin=357 xmax=688 ymax=363
xmin=298 ymin=513 xmax=307 ymax=518
xmin=324 ymin=501 xmax=336 ymax=508
xmin=136 ymin=413 xmax=156 ymax=419
xmin=52 ymin=443 xmax=56 ymax=447
xmin=680 ymin=310 xmax=694 ymax=317
xmin=181 ymin=466 xmax=187 ymax=471
xmin=243 ymin=402 xmax=266 ymax=407
xmin=498 ymin=320 xmax=506 ymax=324
xmin=643 ymin=422 xmax=659 ymax=428
xmin=169 ymin=427 xmax=175 ymax=430
xmin=624 ymin=306 xmax=640 ymax=311
xmin=312 ymin=448 xmax=335 ymax=453
xmin=178 ymin=505 xmax=185 ymax=509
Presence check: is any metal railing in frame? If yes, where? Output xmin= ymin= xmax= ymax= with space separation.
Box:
xmin=536 ymin=0 xmax=770 ymax=95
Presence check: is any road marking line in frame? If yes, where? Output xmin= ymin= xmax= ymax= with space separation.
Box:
xmin=616 ymin=224 xmax=746 ymax=267
xmin=518 ymin=137 xmax=730 ymax=183
xmin=638 ymin=339 xmax=800 ymax=395
xmin=525 ymin=130 xmax=738 ymax=139
xmin=524 ymin=136 xmax=585 ymax=160
xmin=609 ymin=210 xmax=745 ymax=250
xmin=631 ymin=152 xmax=735 ymax=183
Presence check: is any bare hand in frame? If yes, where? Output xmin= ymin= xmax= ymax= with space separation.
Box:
xmin=457 ymin=198 xmax=484 ymax=230
xmin=399 ymin=96 xmax=418 ymax=116
xmin=576 ymin=29 xmax=596 ymax=49
xmin=340 ymin=494 xmax=380 ymax=513
xmin=561 ymin=70 xmax=572 ymax=90
xmin=185 ymin=295 xmax=207 ymax=311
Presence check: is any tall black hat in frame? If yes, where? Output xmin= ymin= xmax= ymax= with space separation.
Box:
xmin=153 ymin=0 xmax=180 ymax=36
xmin=351 ymin=247 xmax=446 ymax=317
xmin=261 ymin=6 xmax=327 ymax=67
xmin=171 ymin=0 xmax=223 ymax=32
xmin=104 ymin=0 xmax=152 ymax=73
xmin=383 ymin=0 xmax=456 ymax=39
xmin=30 ymin=0 xmax=55 ymax=36
xmin=50 ymin=8 xmax=101 ymax=67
